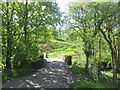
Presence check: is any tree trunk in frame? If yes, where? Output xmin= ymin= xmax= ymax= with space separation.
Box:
xmin=109 ymin=1 xmax=120 ymax=85
xmin=21 ymin=0 xmax=28 ymax=67
xmin=84 ymin=44 xmax=91 ymax=71
xmin=6 ymin=2 xmax=12 ymax=69
xmin=117 ymin=31 xmax=120 ymax=73
xmin=98 ymin=61 xmax=102 ymax=82
xmin=24 ymin=0 xmax=28 ymax=41
xmin=98 ymin=37 xmax=102 ymax=82
xmin=85 ymin=53 xmax=89 ymax=71
xmin=111 ymin=50 xmax=117 ymax=83
xmin=117 ymin=1 xmax=120 ymax=74
xmin=99 ymin=26 xmax=118 ymax=83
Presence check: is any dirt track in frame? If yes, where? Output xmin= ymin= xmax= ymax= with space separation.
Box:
xmin=2 ymin=58 xmax=74 ymax=88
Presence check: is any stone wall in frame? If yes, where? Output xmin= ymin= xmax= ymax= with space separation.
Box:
xmin=58 ymin=54 xmax=72 ymax=65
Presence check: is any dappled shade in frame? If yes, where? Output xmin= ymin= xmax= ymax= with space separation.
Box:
xmin=2 ymin=58 xmax=74 ymax=88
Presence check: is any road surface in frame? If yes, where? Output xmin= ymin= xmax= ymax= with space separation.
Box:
xmin=2 ymin=58 xmax=74 ymax=88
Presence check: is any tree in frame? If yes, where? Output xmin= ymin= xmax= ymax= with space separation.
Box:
xmin=2 ymin=2 xmax=15 ymax=69
xmin=94 ymin=2 xmax=118 ymax=82
xmin=69 ymin=2 xmax=96 ymax=71
xmin=2 ymin=1 xmax=62 ymax=69
xmin=68 ymin=2 xmax=119 ymax=83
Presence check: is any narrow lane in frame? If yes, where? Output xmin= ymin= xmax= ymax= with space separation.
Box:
xmin=2 ymin=58 xmax=74 ymax=88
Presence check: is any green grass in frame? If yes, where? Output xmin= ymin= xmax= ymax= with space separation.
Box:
xmin=71 ymin=80 xmax=117 ymax=89
xmin=70 ymin=59 xmax=119 ymax=88
xmin=48 ymin=47 xmax=77 ymax=57
xmin=70 ymin=64 xmax=87 ymax=74
xmin=2 ymin=68 xmax=35 ymax=82
xmin=48 ymin=36 xmax=82 ymax=58
xmin=70 ymin=65 xmax=118 ymax=88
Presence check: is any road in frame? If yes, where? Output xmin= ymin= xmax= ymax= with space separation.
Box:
xmin=2 ymin=58 xmax=74 ymax=88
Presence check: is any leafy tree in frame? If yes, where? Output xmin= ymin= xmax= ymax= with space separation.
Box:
xmin=94 ymin=2 xmax=118 ymax=82
xmin=2 ymin=1 xmax=62 ymax=69
xmin=68 ymin=2 xmax=119 ymax=83
xmin=69 ymin=2 xmax=96 ymax=71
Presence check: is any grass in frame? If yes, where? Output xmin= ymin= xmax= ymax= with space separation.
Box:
xmin=48 ymin=46 xmax=77 ymax=57
xmin=70 ymin=58 xmax=119 ymax=88
xmin=48 ymin=36 xmax=83 ymax=58
xmin=70 ymin=64 xmax=87 ymax=74
xmin=70 ymin=80 xmax=117 ymax=89
xmin=70 ymin=64 xmax=118 ymax=88
xmin=2 ymin=68 xmax=35 ymax=82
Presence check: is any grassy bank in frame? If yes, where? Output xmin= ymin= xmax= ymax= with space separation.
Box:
xmin=70 ymin=80 xmax=117 ymax=88
xmin=2 ymin=68 xmax=35 ymax=82
xmin=70 ymin=58 xmax=120 ymax=89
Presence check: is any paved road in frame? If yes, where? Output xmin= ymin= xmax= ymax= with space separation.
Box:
xmin=2 ymin=58 xmax=74 ymax=88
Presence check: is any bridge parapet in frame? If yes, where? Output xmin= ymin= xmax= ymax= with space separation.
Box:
xmin=58 ymin=54 xmax=72 ymax=65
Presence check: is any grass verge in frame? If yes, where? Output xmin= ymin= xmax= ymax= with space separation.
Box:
xmin=70 ymin=80 xmax=117 ymax=89
xmin=2 ymin=68 xmax=35 ymax=82
xmin=70 ymin=63 xmax=119 ymax=88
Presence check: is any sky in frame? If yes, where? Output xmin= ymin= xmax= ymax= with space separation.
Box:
xmin=56 ymin=0 xmax=119 ymax=14
xmin=2 ymin=0 xmax=119 ymax=13
xmin=56 ymin=0 xmax=70 ymax=14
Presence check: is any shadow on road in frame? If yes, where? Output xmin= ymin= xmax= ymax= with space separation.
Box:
xmin=2 ymin=58 xmax=74 ymax=88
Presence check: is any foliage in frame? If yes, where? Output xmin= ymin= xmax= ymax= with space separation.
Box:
xmin=1 ymin=1 xmax=63 ymax=81
xmin=68 ymin=1 xmax=119 ymax=82
xmin=1 ymin=1 xmax=120 ymax=87
xmin=2 ymin=1 xmax=62 ymax=69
